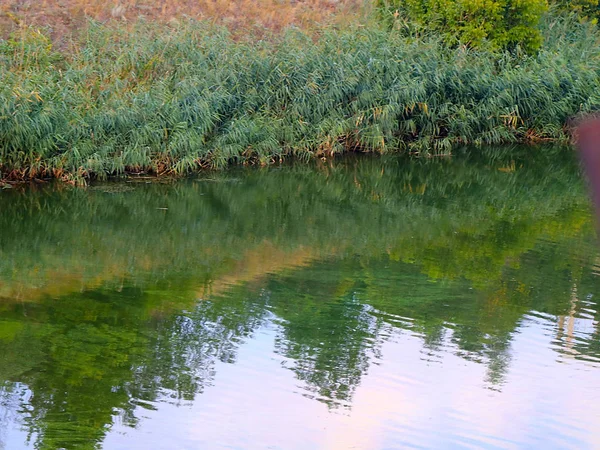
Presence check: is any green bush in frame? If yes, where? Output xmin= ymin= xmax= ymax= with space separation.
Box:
xmin=552 ymin=0 xmax=599 ymax=21
xmin=376 ymin=0 xmax=548 ymax=52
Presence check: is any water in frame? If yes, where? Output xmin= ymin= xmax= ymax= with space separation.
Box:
xmin=1 ymin=147 xmax=600 ymax=449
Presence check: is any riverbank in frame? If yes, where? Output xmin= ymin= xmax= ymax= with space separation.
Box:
xmin=1 ymin=14 xmax=599 ymax=183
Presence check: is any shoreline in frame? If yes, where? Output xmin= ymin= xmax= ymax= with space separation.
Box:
xmin=0 ymin=17 xmax=596 ymax=184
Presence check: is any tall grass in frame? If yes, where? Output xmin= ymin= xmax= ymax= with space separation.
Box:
xmin=1 ymin=16 xmax=600 ymax=182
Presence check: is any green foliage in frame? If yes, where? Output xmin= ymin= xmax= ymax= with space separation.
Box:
xmin=551 ymin=0 xmax=599 ymax=21
xmin=376 ymin=0 xmax=548 ymax=52
xmin=1 ymin=19 xmax=599 ymax=182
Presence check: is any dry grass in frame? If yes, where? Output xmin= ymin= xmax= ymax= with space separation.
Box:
xmin=0 ymin=0 xmax=370 ymax=41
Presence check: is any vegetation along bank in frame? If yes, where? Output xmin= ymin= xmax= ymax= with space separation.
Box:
xmin=1 ymin=1 xmax=600 ymax=183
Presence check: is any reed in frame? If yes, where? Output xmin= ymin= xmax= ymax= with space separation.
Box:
xmin=1 ymin=15 xmax=599 ymax=182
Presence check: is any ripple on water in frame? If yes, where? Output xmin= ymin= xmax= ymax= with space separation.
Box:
xmin=3 ymin=154 xmax=600 ymax=449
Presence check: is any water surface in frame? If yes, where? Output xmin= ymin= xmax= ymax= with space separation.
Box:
xmin=1 ymin=148 xmax=600 ymax=449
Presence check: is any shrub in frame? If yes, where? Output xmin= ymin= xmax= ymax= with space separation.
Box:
xmin=551 ymin=0 xmax=599 ymax=21
xmin=376 ymin=0 xmax=548 ymax=52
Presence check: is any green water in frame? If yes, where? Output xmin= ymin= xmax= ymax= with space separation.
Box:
xmin=1 ymin=147 xmax=600 ymax=449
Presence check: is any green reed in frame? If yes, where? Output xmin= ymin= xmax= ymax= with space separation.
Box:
xmin=1 ymin=16 xmax=599 ymax=182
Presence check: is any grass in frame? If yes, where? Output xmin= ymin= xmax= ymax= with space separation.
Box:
xmin=1 ymin=13 xmax=600 ymax=183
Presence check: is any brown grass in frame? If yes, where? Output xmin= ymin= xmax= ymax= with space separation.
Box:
xmin=1 ymin=0 xmax=370 ymax=41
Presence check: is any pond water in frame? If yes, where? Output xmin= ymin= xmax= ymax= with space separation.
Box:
xmin=1 ymin=147 xmax=600 ymax=449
